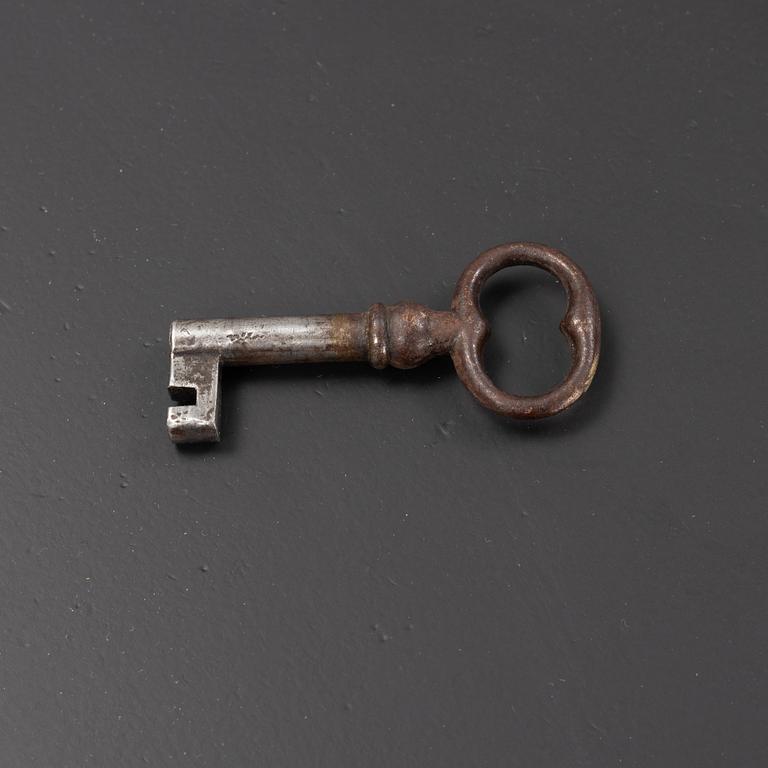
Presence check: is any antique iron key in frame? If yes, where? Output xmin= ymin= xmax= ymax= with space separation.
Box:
xmin=167 ymin=242 xmax=601 ymax=443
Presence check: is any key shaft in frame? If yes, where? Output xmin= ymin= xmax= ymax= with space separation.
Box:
xmin=168 ymin=303 xmax=458 ymax=442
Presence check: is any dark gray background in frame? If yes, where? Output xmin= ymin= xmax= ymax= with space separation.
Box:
xmin=1 ymin=1 xmax=766 ymax=766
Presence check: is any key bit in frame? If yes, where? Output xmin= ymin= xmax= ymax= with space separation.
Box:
xmin=167 ymin=242 xmax=601 ymax=443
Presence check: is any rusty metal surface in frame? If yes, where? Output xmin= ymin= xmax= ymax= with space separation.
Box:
xmin=451 ymin=241 xmax=601 ymax=418
xmin=168 ymin=242 xmax=601 ymax=442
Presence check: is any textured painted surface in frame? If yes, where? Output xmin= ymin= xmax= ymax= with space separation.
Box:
xmin=1 ymin=1 xmax=767 ymax=766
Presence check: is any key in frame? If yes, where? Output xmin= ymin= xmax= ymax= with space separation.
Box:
xmin=167 ymin=242 xmax=601 ymax=443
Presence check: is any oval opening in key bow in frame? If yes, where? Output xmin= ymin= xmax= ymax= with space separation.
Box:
xmin=481 ymin=266 xmax=571 ymax=397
